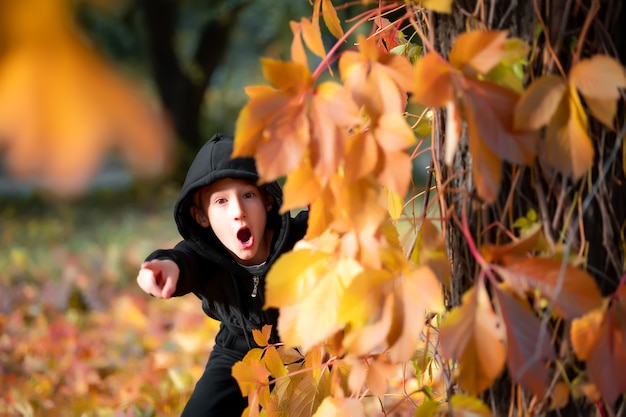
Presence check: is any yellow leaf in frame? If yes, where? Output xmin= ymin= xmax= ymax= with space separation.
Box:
xmin=338 ymin=269 xmax=393 ymax=328
xmin=275 ymin=256 xmax=364 ymax=351
xmin=263 ymin=345 xmax=287 ymax=378
xmin=342 ymin=292 xmax=394 ymax=356
xmin=232 ymin=355 xmax=271 ymax=397
xmin=419 ymin=0 xmax=454 ymax=13
xmin=542 ymin=84 xmax=594 ymax=180
xmin=386 ymin=186 xmax=404 ymax=220
xmin=414 ymin=399 xmax=440 ymax=417
xmin=448 ymin=394 xmax=493 ymax=416
xmin=412 ymin=52 xmax=453 ymax=108
xmin=321 ymin=0 xmax=344 ymax=39
xmin=449 ymin=30 xmax=508 ymax=75
xmin=439 ymin=283 xmax=506 ymax=395
xmin=265 ymin=248 xmax=332 ymax=308
xmin=514 ymin=75 xmax=567 ymax=130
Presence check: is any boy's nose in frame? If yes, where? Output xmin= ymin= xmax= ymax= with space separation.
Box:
xmin=230 ymin=197 xmax=246 ymax=218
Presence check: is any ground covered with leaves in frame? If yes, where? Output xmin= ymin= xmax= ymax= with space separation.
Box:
xmin=0 ymin=187 xmax=220 ymax=416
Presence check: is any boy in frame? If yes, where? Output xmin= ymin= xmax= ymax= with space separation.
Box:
xmin=136 ymin=133 xmax=308 ymax=416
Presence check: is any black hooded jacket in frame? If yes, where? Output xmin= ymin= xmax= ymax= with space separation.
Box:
xmin=145 ymin=133 xmax=308 ymax=351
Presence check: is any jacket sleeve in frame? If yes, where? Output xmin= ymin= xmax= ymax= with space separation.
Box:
xmin=144 ymin=240 xmax=211 ymax=297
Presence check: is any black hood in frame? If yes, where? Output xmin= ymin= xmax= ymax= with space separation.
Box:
xmin=174 ymin=133 xmax=285 ymax=264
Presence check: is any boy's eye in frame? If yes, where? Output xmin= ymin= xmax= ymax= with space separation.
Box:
xmin=243 ymin=191 xmax=255 ymax=199
xmin=215 ymin=198 xmax=227 ymax=205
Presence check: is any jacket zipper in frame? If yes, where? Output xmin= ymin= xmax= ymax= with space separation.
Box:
xmin=251 ymin=276 xmax=260 ymax=298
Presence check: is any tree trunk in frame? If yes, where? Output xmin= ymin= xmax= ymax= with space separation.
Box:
xmin=432 ymin=0 xmax=625 ymax=414
xmin=138 ymin=0 xmax=249 ymax=179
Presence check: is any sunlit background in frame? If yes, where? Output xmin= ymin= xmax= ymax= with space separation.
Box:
xmin=0 ymin=1 xmax=320 ymax=415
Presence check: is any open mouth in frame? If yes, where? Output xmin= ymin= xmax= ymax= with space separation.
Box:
xmin=237 ymin=227 xmax=253 ymax=246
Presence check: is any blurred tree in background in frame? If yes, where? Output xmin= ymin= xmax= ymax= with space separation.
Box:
xmin=0 ymin=0 xmax=314 ymax=195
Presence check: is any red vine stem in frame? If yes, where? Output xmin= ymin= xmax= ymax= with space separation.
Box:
xmin=311 ymin=3 xmax=398 ymax=80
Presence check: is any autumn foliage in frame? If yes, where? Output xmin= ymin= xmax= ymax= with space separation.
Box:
xmin=2 ymin=0 xmax=626 ymax=416
xmin=229 ymin=0 xmax=626 ymax=416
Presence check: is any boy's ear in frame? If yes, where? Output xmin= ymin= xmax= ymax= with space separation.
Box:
xmin=190 ymin=206 xmax=210 ymax=228
xmin=265 ymin=194 xmax=274 ymax=211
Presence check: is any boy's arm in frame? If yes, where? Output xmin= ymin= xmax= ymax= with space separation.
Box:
xmin=144 ymin=240 xmax=208 ymax=297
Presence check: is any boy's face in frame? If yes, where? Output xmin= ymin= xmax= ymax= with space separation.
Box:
xmin=193 ymin=178 xmax=272 ymax=266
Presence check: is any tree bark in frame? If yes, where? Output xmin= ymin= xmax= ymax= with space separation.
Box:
xmin=432 ymin=0 xmax=625 ymax=414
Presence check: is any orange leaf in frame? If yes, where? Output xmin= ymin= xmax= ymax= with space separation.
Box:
xmin=340 ymin=35 xmax=413 ymax=120
xmin=412 ymin=52 xmax=453 ymax=108
xmin=463 ymin=78 xmax=538 ymax=165
xmin=571 ymin=306 xmax=605 ymax=361
xmin=373 ymin=113 xmax=417 ymax=196
xmin=495 ymin=256 xmax=603 ymax=319
xmin=301 ymin=17 xmax=326 ymax=59
xmin=449 ymin=30 xmax=508 ymax=75
xmin=366 ymin=356 xmax=396 ymax=397
xmin=439 ymin=282 xmax=506 ymax=395
xmin=465 ymin=100 xmax=503 ymax=203
xmin=344 ymin=132 xmax=379 ymax=182
xmin=262 ymin=58 xmax=314 ymax=93
xmin=481 ymin=224 xmax=543 ymax=263
xmin=321 ymin=0 xmax=344 ymax=39
xmin=290 ymin=21 xmax=309 ymax=66
xmin=514 ymin=75 xmax=568 ymax=130
xmin=542 ymin=84 xmax=594 ymax=180
xmin=234 ymin=86 xmax=290 ymax=156
xmin=0 ymin=3 xmax=171 ymax=196
xmin=569 ymin=55 xmax=626 ymax=128
xmin=252 ymin=324 xmax=273 ymax=347
xmin=570 ymin=55 xmax=626 ymax=95
xmin=493 ymin=285 xmax=554 ymax=398
xmin=387 ymin=266 xmax=443 ymax=362
xmin=584 ymin=298 xmax=626 ymax=404
xmin=310 ymin=81 xmax=361 ymax=182
xmin=282 ymin=160 xmax=323 ymax=212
